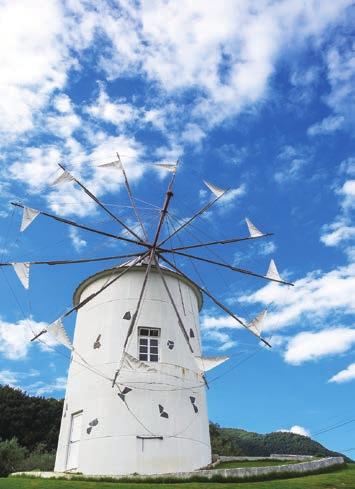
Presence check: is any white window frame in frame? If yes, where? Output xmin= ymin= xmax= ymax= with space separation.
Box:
xmin=138 ymin=327 xmax=160 ymax=362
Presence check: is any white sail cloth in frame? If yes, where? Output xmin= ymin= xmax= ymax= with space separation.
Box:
xmin=247 ymin=309 xmax=267 ymax=337
xmin=51 ymin=170 xmax=74 ymax=186
xmin=266 ymin=259 xmax=282 ymax=282
xmin=97 ymin=159 xmax=122 ymax=169
xmin=155 ymin=163 xmax=177 ymax=173
xmin=12 ymin=262 xmax=30 ymax=289
xmin=47 ymin=319 xmax=73 ymax=350
xmin=20 ymin=207 xmax=40 ymax=232
xmin=245 ymin=218 xmax=264 ymax=238
xmin=195 ymin=356 xmax=229 ymax=372
xmin=203 ymin=180 xmax=226 ymax=198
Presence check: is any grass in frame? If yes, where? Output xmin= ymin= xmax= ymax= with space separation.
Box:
xmin=216 ymin=459 xmax=303 ymax=468
xmin=1 ymin=464 xmax=354 ymax=489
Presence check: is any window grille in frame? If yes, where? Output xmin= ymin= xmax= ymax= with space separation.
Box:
xmin=138 ymin=327 xmax=160 ymax=362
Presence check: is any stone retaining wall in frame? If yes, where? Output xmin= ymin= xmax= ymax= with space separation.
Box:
xmin=11 ymin=456 xmax=344 ymax=481
xmin=219 ymin=454 xmax=315 ymax=462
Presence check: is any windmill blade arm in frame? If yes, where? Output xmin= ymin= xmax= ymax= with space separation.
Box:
xmin=0 ymin=253 xmax=143 ymax=267
xmin=154 ymin=258 xmax=193 ymax=353
xmin=159 ymin=254 xmax=272 ymax=348
xmin=161 ymin=249 xmax=294 ymax=286
xmin=157 ymin=190 xmax=228 ymax=248
xmin=11 ymin=202 xmax=145 ymax=247
xmin=116 ymin=153 xmax=148 ymax=241
xmin=161 ymin=233 xmax=274 ymax=252
xmin=58 ymin=164 xmax=144 ymax=242
xmin=63 ymin=252 xmax=149 ymax=319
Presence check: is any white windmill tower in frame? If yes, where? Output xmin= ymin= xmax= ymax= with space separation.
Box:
xmin=6 ymin=156 xmax=293 ymax=475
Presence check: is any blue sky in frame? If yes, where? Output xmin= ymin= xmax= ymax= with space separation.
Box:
xmin=0 ymin=0 xmax=354 ymax=457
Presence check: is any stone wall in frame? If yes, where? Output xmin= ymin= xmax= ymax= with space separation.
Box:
xmin=11 ymin=456 xmax=344 ymax=481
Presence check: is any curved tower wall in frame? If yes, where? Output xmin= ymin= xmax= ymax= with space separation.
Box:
xmin=54 ymin=265 xmax=211 ymax=475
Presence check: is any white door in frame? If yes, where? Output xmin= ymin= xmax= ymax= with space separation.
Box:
xmin=66 ymin=411 xmax=83 ymax=471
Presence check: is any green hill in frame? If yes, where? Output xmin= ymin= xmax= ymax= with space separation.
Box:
xmin=210 ymin=422 xmax=350 ymax=460
xmin=0 ymin=385 xmax=348 ymax=460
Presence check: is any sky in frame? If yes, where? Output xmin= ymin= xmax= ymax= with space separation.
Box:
xmin=0 ymin=0 xmax=354 ymax=458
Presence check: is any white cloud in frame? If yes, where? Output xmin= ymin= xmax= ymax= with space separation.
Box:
xmin=53 ymin=94 xmax=73 ymax=114
xmin=321 ymin=219 xmax=355 ymax=247
xmin=30 ymin=376 xmax=67 ymax=396
xmin=279 ymin=425 xmax=310 ymax=437
xmin=320 ymin=177 xmax=355 ymax=254
xmin=203 ymin=329 xmax=237 ymax=351
xmin=329 ymin=363 xmax=355 ymax=384
xmin=0 ymin=317 xmax=58 ymax=360
xmin=274 ymin=145 xmax=311 ymax=183
xmin=69 ymin=228 xmax=87 ymax=252
xmin=86 ymin=87 xmax=139 ymax=127
xmin=202 ymin=314 xmax=242 ymax=331
xmin=307 ymin=115 xmax=345 ymax=136
xmin=259 ymin=241 xmax=276 ymax=256
xmin=284 ymin=328 xmax=355 ymax=365
xmin=0 ymin=0 xmax=71 ymax=138
xmin=0 ymin=369 xmax=20 ymax=386
xmin=238 ymin=263 xmax=355 ymax=332
xmin=95 ymin=0 xmax=352 ymax=128
xmin=340 ymin=180 xmax=355 ymax=211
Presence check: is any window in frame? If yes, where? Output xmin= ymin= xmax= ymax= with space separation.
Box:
xmin=138 ymin=327 xmax=160 ymax=362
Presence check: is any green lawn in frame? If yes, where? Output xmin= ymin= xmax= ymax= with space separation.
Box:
xmin=216 ymin=459 xmax=303 ymax=468
xmin=1 ymin=464 xmax=354 ymax=489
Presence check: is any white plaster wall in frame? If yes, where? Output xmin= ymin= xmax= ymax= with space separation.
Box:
xmin=55 ymin=265 xmax=211 ymax=475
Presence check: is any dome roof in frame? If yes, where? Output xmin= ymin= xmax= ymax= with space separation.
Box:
xmin=72 ymin=257 xmax=203 ymax=310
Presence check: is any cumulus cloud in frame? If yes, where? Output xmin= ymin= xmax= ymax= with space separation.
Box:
xmin=329 ymin=363 xmax=355 ymax=384
xmin=283 ymin=328 xmax=355 ymax=365
xmin=278 ymin=425 xmax=310 ymax=437
xmin=0 ymin=317 xmax=59 ymax=360
xmin=86 ymin=87 xmax=139 ymax=127
xmin=0 ymin=0 xmax=71 ymax=138
xmin=69 ymin=228 xmax=87 ymax=252
xmin=307 ymin=115 xmax=345 ymax=136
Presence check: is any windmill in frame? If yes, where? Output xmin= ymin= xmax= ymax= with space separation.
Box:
xmin=3 ymin=156 xmax=293 ymax=475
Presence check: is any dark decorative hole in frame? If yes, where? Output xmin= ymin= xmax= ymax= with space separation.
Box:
xmin=123 ymin=311 xmax=131 ymax=320
xmin=93 ymin=334 xmax=101 ymax=349
xmin=167 ymin=340 xmax=174 ymax=350
xmin=87 ymin=427 xmax=92 ymax=434
xmin=189 ymin=328 xmax=195 ymax=338
xmin=158 ymin=404 xmax=169 ymax=418
xmin=89 ymin=418 xmax=98 ymax=427
xmin=118 ymin=387 xmax=132 ymax=401
xmin=190 ymin=396 xmax=198 ymax=414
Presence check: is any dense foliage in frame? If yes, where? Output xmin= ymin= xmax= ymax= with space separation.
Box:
xmin=0 ymin=386 xmax=63 ymax=451
xmin=0 ymin=438 xmax=55 ymax=477
xmin=210 ymin=422 xmax=347 ymax=459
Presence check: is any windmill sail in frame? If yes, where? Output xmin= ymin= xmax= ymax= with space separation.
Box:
xmin=51 ymin=170 xmax=74 ymax=186
xmin=247 ymin=309 xmax=267 ymax=337
xmin=266 ymin=259 xmax=282 ymax=282
xmin=97 ymin=159 xmax=122 ymax=169
xmin=203 ymin=180 xmax=225 ymax=198
xmin=12 ymin=262 xmax=30 ymax=289
xmin=47 ymin=318 xmax=73 ymax=350
xmin=155 ymin=163 xmax=177 ymax=173
xmin=245 ymin=218 xmax=264 ymax=237
xmin=20 ymin=207 xmax=40 ymax=232
xmin=195 ymin=356 xmax=229 ymax=372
